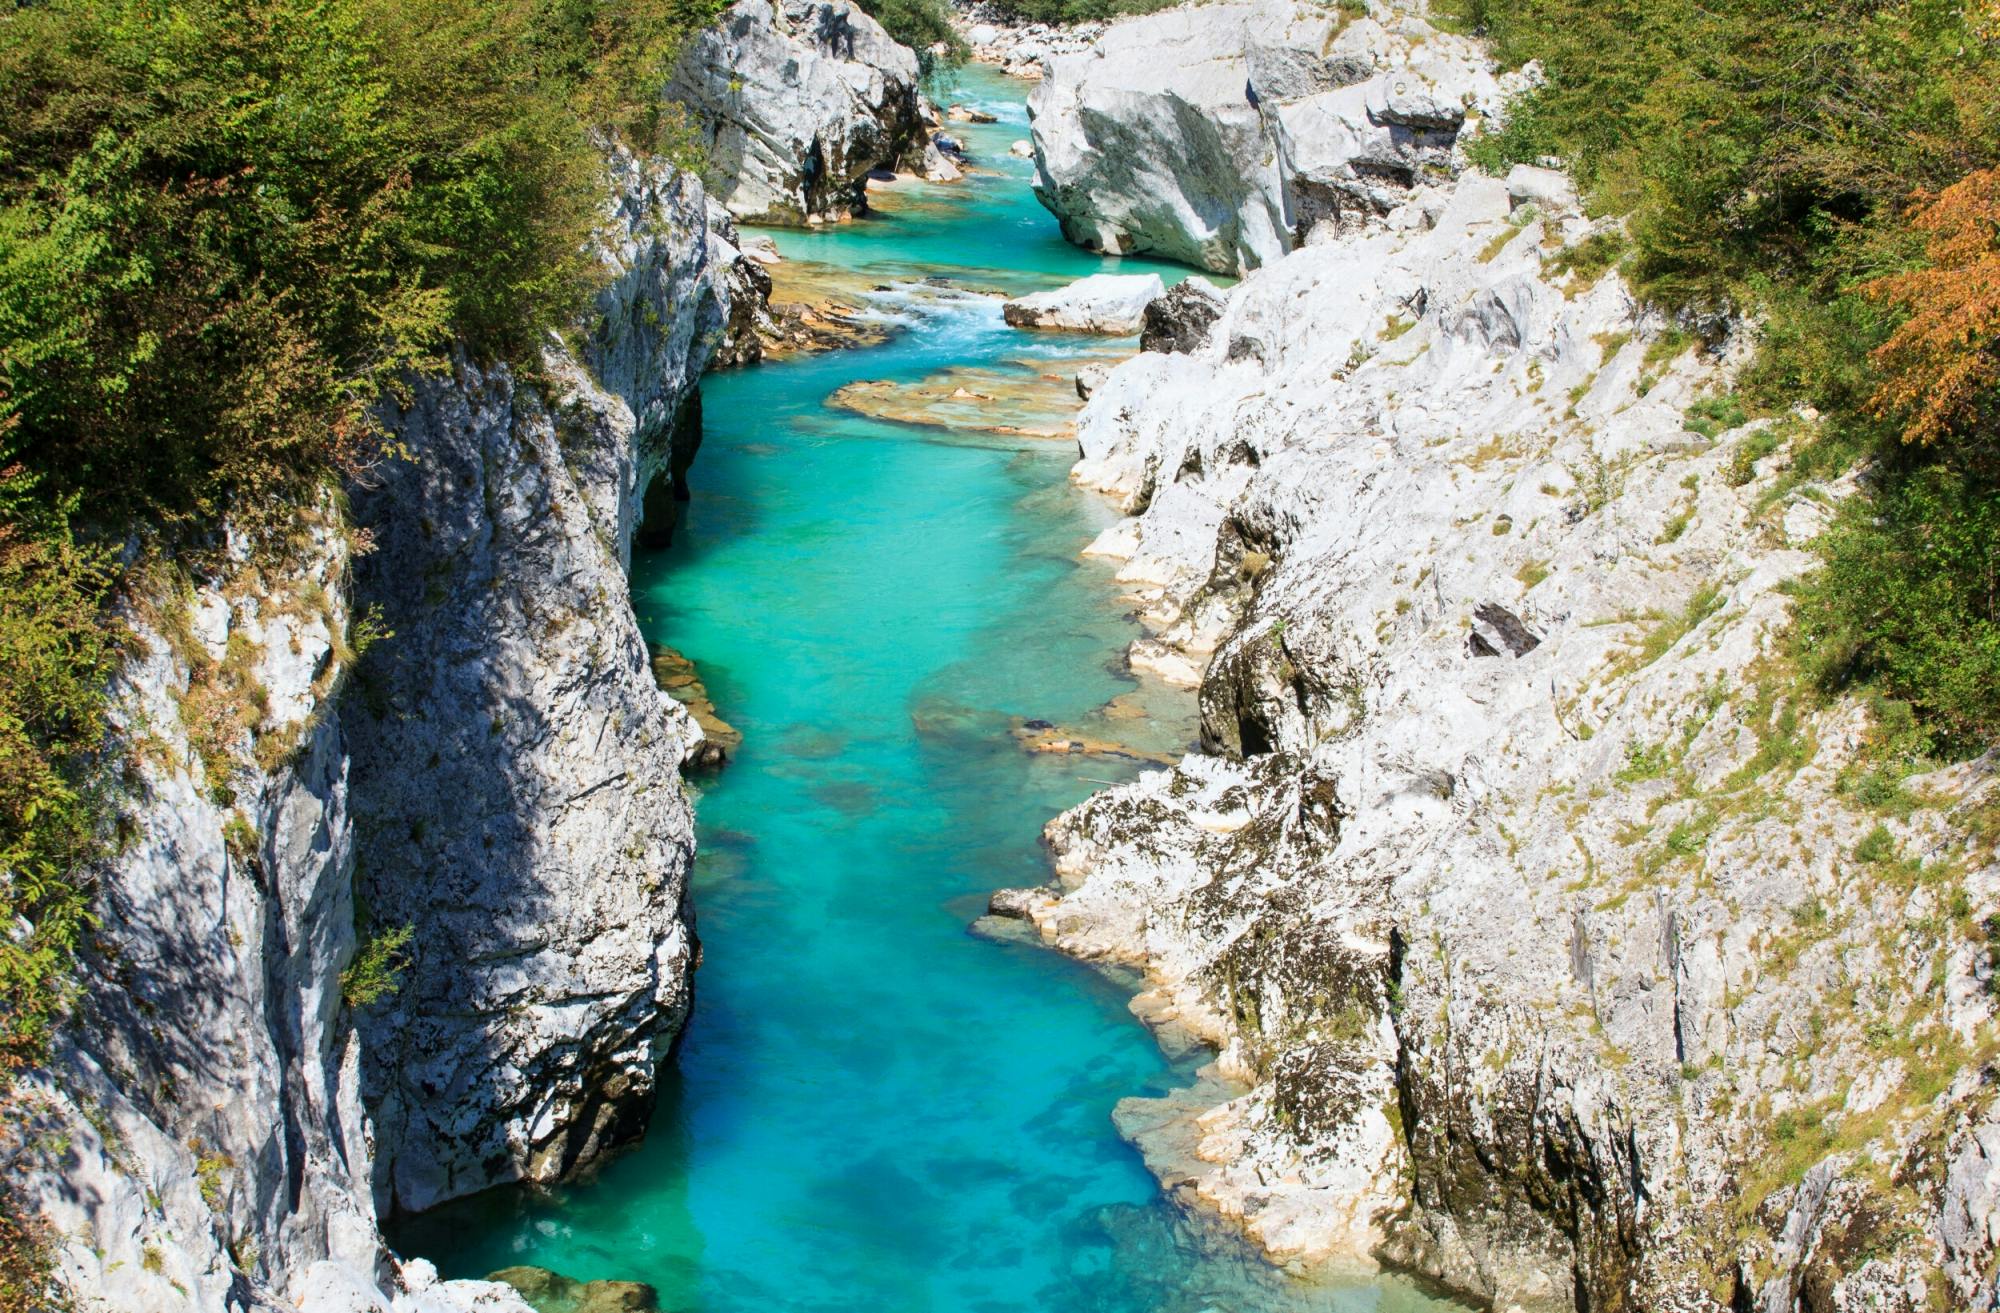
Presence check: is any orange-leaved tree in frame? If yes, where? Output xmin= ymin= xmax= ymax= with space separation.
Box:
xmin=1865 ymin=167 xmax=2000 ymax=449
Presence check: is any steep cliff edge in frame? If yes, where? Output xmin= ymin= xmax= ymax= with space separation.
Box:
xmin=12 ymin=147 xmax=761 ymax=1311
xmin=349 ymin=155 xmax=758 ymax=1213
xmin=1019 ymin=8 xmax=2000 ymax=1310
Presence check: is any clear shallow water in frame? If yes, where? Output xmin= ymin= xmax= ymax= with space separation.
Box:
xmin=394 ymin=65 xmax=1458 ymax=1313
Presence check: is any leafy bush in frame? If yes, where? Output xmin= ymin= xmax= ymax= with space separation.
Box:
xmin=977 ymin=0 xmax=1176 ymax=26
xmin=1792 ymin=461 xmax=2000 ymax=755
xmin=341 ymin=923 xmax=414 ymax=1009
xmin=0 ymin=486 xmax=115 ymax=1073
xmin=856 ymin=0 xmax=966 ymax=69
xmin=0 ymin=0 xmax=725 ymax=1092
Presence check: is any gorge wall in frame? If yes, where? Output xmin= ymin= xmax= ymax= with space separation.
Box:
xmin=1015 ymin=5 xmax=2000 ymax=1311
xmin=11 ymin=11 xmax=927 ymax=1308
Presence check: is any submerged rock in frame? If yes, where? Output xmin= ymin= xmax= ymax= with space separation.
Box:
xmin=651 ymin=643 xmax=744 ymax=771
xmin=1002 ymin=272 xmax=1165 ymax=333
xmin=489 ymin=1265 xmax=661 ymax=1313
xmin=667 ymin=0 xmax=927 ymax=225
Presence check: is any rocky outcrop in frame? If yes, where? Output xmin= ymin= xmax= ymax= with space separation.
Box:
xmin=14 ymin=147 xmax=756 ymax=1309
xmin=1022 ymin=115 xmax=2000 ymax=1312
xmin=1139 ymin=277 xmax=1225 ymax=354
xmin=1026 ymin=0 xmax=1516 ymax=274
xmin=8 ymin=527 xmax=530 ymax=1313
xmin=349 ymin=155 xmax=746 ymax=1213
xmin=1002 ymin=272 xmax=1165 ymax=333
xmin=668 ymin=0 xmax=928 ymax=225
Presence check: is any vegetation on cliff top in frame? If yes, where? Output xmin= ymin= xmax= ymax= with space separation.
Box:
xmin=0 ymin=0 xmax=723 ymax=1083
xmin=1445 ymin=0 xmax=2000 ymax=757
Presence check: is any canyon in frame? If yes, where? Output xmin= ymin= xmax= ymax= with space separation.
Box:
xmin=12 ymin=3 xmax=2000 ymax=1313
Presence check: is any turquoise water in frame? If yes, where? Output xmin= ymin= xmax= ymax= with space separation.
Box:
xmin=395 ymin=66 xmax=1455 ymax=1313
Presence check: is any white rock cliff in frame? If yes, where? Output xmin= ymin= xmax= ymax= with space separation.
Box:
xmin=1027 ymin=0 xmax=1515 ymax=274
xmin=14 ymin=149 xmax=758 ymax=1311
xmin=668 ymin=0 xmax=929 ymax=224
xmin=1018 ymin=6 xmax=2000 ymax=1310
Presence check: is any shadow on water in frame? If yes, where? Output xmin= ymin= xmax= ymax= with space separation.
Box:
xmin=390 ymin=62 xmax=1466 ymax=1313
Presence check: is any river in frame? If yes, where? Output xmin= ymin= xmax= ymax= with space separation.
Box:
xmin=393 ymin=64 xmax=1456 ymax=1313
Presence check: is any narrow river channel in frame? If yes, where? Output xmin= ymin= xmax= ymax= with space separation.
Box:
xmin=394 ymin=64 xmax=1457 ymax=1313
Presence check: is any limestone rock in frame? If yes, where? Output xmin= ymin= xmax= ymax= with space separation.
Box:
xmin=667 ymin=0 xmax=928 ymax=224
xmin=987 ymin=887 xmax=1049 ymax=919
xmin=1002 ymin=272 xmax=1165 ymax=333
xmin=956 ymin=2 xmax=1103 ymax=76
xmin=1037 ymin=97 xmax=2000 ymax=1309
xmin=349 ymin=153 xmax=743 ymax=1213
xmin=1026 ymin=1 xmax=1507 ymax=273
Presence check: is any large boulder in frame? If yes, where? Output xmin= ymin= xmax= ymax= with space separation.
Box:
xmin=1027 ymin=0 xmax=1507 ymax=274
xmin=667 ymin=0 xmax=927 ymax=225
xmin=1002 ymin=272 xmax=1165 ymax=333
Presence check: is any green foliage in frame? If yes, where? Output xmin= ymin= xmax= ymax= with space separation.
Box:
xmin=1543 ymin=228 xmax=1626 ymax=288
xmin=978 ymin=0 xmax=1175 ymax=25
xmin=0 ymin=0 xmax=721 ymax=544
xmin=1449 ymin=0 xmax=2000 ymax=757
xmin=0 ymin=0 xmax=725 ymax=1141
xmin=1615 ymin=737 xmax=1670 ymax=783
xmin=341 ymin=923 xmax=413 ymax=1009
xmin=1791 ymin=461 xmax=2000 ymax=756
xmin=1854 ymin=824 xmax=1898 ymax=865
xmin=1684 ymin=394 xmax=1746 ymax=440
xmin=855 ymin=0 xmax=966 ymax=71
xmin=0 ymin=508 xmax=115 ymax=1076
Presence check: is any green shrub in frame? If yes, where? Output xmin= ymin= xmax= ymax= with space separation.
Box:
xmin=1854 ymin=824 xmax=1898 ymax=866
xmin=341 ymin=923 xmax=414 ymax=1009
xmin=1685 ymin=394 xmax=1747 ymax=440
xmin=1792 ymin=461 xmax=2000 ymax=756
xmin=856 ymin=0 xmax=965 ymax=69
xmin=0 ymin=506 xmax=116 ymax=1077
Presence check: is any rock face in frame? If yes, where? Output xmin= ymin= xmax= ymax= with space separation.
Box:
xmin=350 ymin=155 xmax=748 ymax=1213
xmin=14 ymin=150 xmax=754 ymax=1307
xmin=668 ymin=0 xmax=928 ymax=224
xmin=1024 ymin=108 xmax=2000 ymax=1313
xmin=8 ymin=526 xmax=532 ymax=1313
xmin=1002 ymin=272 xmax=1165 ymax=333
xmin=1027 ymin=1 xmax=1515 ymax=274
